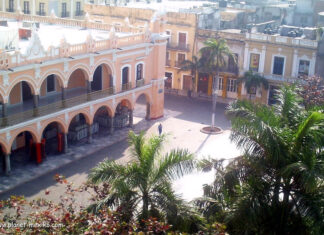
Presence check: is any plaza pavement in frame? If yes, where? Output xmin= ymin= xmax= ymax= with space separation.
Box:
xmin=0 ymin=94 xmax=241 ymax=202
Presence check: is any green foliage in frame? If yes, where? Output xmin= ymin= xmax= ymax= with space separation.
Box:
xmin=196 ymin=86 xmax=324 ymax=234
xmin=88 ymin=131 xmax=203 ymax=233
xmin=199 ymin=38 xmax=235 ymax=73
xmin=237 ymin=70 xmax=269 ymax=98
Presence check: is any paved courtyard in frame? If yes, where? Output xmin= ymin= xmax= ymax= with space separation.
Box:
xmin=0 ymin=94 xmax=241 ymax=203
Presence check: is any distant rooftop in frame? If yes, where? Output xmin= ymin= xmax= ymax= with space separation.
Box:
xmin=0 ymin=19 xmax=130 ymax=52
xmin=125 ymin=0 xmax=218 ymax=13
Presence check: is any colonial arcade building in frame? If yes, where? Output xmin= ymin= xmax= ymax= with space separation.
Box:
xmin=0 ymin=12 xmax=167 ymax=175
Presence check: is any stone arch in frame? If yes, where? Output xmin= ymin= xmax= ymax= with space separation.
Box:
xmin=92 ymin=60 xmax=116 ymax=77
xmin=93 ymin=104 xmax=114 ymax=119
xmin=0 ymin=138 xmax=10 ymax=155
xmin=67 ymin=111 xmax=92 ymax=128
xmin=7 ymin=76 xmax=37 ymax=97
xmin=40 ymin=118 xmax=68 ymax=136
xmin=67 ymin=64 xmax=91 ymax=82
xmin=135 ymin=91 xmax=152 ymax=105
xmin=91 ymin=63 xmax=114 ymax=91
xmin=114 ymin=98 xmax=134 ymax=111
xmin=0 ymin=88 xmax=5 ymax=103
xmin=39 ymin=70 xmax=65 ymax=89
xmin=9 ymin=128 xmax=39 ymax=149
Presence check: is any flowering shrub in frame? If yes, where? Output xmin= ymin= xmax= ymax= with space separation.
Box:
xmin=0 ymin=174 xmax=170 ymax=234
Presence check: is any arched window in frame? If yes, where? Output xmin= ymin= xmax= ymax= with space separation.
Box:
xmin=122 ymin=67 xmax=129 ymax=85
xmin=136 ymin=64 xmax=143 ymax=81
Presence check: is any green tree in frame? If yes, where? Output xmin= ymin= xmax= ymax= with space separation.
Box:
xmin=179 ymin=55 xmax=202 ymax=95
xmin=199 ymin=38 xmax=235 ymax=128
xmin=197 ymin=86 xmax=324 ymax=234
xmin=238 ymin=70 xmax=269 ymax=100
xmin=88 ymin=131 xmax=200 ymax=231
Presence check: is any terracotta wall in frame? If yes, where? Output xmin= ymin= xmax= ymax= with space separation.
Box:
xmin=9 ymin=83 xmax=21 ymax=105
xmin=68 ymin=70 xmax=87 ymax=89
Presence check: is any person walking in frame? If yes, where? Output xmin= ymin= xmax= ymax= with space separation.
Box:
xmin=158 ymin=123 xmax=162 ymax=136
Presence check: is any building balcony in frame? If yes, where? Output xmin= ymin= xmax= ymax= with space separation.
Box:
xmin=61 ymin=12 xmax=70 ymax=18
xmin=0 ymin=86 xmax=115 ymax=128
xmin=220 ymin=65 xmax=239 ymax=75
xmin=165 ymin=59 xmax=171 ymax=66
xmin=167 ymin=42 xmax=190 ymax=52
xmin=37 ymin=11 xmax=46 ymax=16
xmin=75 ymin=10 xmax=84 ymax=16
xmin=121 ymin=82 xmax=132 ymax=91
xmin=136 ymin=79 xmax=145 ymax=87
xmin=7 ymin=8 xmax=14 ymax=13
xmin=174 ymin=61 xmax=184 ymax=68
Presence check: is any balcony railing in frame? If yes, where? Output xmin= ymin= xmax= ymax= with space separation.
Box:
xmin=220 ymin=65 xmax=239 ymax=75
xmin=166 ymin=59 xmax=171 ymax=66
xmin=122 ymin=82 xmax=132 ymax=91
xmin=174 ymin=61 xmax=184 ymax=68
xmin=61 ymin=12 xmax=70 ymax=18
xmin=36 ymin=11 xmax=46 ymax=16
xmin=136 ymin=79 xmax=145 ymax=87
xmin=167 ymin=42 xmax=190 ymax=52
xmin=75 ymin=10 xmax=84 ymax=16
xmin=7 ymin=8 xmax=14 ymax=13
xmin=0 ymin=87 xmax=115 ymax=128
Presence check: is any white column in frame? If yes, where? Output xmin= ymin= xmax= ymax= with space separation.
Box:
xmin=241 ymin=82 xmax=247 ymax=95
xmin=291 ymin=49 xmax=299 ymax=78
xmin=2 ymin=0 xmax=4 ymax=12
xmin=243 ymin=43 xmax=250 ymax=71
xmin=309 ymin=52 xmax=316 ymax=76
xmin=70 ymin=0 xmax=74 ymax=19
xmin=259 ymin=45 xmax=266 ymax=73
xmin=17 ymin=0 xmax=21 ymax=11
xmin=32 ymin=0 xmax=36 ymax=15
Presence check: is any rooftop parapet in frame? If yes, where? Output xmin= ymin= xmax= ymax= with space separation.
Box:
xmin=0 ymin=11 xmax=164 ymax=70
xmin=245 ymin=33 xmax=318 ymax=49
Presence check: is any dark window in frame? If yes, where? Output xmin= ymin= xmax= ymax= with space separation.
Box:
xmin=62 ymin=3 xmax=67 ymax=17
xmin=8 ymin=0 xmax=14 ymax=12
xmin=273 ymin=56 xmax=284 ymax=75
xmin=76 ymin=2 xmax=81 ymax=16
xmin=228 ymin=54 xmax=238 ymax=72
xmin=39 ymin=3 xmax=45 ymax=15
xmin=47 ymin=75 xmax=55 ymax=93
xmin=298 ymin=60 xmax=310 ymax=76
xmin=165 ymin=72 xmax=172 ymax=89
xmin=23 ymin=1 xmax=29 ymax=14
xmin=122 ymin=67 xmax=129 ymax=85
xmin=136 ymin=64 xmax=143 ymax=80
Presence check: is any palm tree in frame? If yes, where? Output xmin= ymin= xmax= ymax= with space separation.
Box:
xmin=179 ymin=55 xmax=202 ymax=96
xmin=238 ymin=70 xmax=269 ymax=100
xmin=196 ymin=86 xmax=324 ymax=234
xmin=199 ymin=38 xmax=235 ymax=128
xmin=88 ymin=131 xmax=197 ymax=227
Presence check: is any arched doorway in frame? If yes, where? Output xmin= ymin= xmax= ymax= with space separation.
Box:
xmin=39 ymin=74 xmax=64 ymax=106
xmin=93 ymin=106 xmax=112 ymax=135
xmin=67 ymin=69 xmax=88 ymax=99
xmin=8 ymin=81 xmax=34 ymax=114
xmin=68 ymin=113 xmax=94 ymax=145
xmin=114 ymin=99 xmax=132 ymax=129
xmin=10 ymin=131 xmax=37 ymax=170
xmin=134 ymin=93 xmax=151 ymax=123
xmin=92 ymin=64 xmax=113 ymax=92
xmin=42 ymin=122 xmax=65 ymax=156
